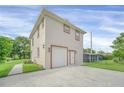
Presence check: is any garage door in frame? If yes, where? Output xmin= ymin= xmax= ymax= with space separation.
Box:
xmin=52 ymin=46 xmax=67 ymax=68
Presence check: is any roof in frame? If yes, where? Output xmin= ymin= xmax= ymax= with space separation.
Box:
xmin=29 ymin=9 xmax=86 ymax=39
xmin=83 ymin=53 xmax=103 ymax=56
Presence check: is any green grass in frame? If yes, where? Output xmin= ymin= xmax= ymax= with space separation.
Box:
xmin=83 ymin=60 xmax=124 ymax=72
xmin=23 ymin=64 xmax=44 ymax=73
xmin=0 ymin=59 xmax=44 ymax=78
xmin=0 ymin=60 xmax=22 ymax=77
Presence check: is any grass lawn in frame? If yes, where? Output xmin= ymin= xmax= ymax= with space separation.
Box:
xmin=0 ymin=59 xmax=44 ymax=78
xmin=82 ymin=60 xmax=124 ymax=72
xmin=0 ymin=60 xmax=22 ymax=77
xmin=23 ymin=64 xmax=44 ymax=73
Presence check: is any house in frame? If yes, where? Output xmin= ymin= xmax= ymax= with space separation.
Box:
xmin=29 ymin=9 xmax=86 ymax=69
xmin=83 ymin=53 xmax=104 ymax=62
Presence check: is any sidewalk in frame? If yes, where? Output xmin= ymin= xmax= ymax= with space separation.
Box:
xmin=8 ymin=64 xmax=23 ymax=75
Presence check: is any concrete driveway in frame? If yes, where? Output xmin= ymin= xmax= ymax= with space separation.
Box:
xmin=0 ymin=66 xmax=124 ymax=87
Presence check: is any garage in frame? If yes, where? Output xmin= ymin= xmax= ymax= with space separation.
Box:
xmin=51 ymin=45 xmax=68 ymax=68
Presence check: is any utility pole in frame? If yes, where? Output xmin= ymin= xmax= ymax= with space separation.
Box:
xmin=90 ymin=32 xmax=92 ymax=62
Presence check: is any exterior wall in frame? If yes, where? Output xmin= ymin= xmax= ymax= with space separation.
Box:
xmin=30 ymin=19 xmax=46 ymax=67
xmin=45 ymin=16 xmax=83 ymax=68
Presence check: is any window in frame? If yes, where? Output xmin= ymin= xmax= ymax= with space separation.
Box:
xmin=75 ymin=31 xmax=80 ymax=41
xmin=64 ymin=24 xmax=70 ymax=34
xmin=37 ymin=47 xmax=40 ymax=58
xmin=32 ymin=38 xmax=34 ymax=46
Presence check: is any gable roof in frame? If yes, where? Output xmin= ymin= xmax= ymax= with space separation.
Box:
xmin=29 ymin=9 xmax=86 ymax=39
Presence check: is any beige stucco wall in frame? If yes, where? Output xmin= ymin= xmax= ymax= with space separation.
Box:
xmin=31 ymin=15 xmax=84 ymax=68
xmin=45 ymin=16 xmax=84 ymax=68
xmin=30 ymin=20 xmax=46 ymax=67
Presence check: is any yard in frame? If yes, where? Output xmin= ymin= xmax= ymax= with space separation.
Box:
xmin=83 ymin=60 xmax=124 ymax=72
xmin=0 ymin=59 xmax=44 ymax=78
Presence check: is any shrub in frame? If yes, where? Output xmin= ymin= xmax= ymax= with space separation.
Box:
xmin=113 ymin=58 xmax=119 ymax=63
xmin=0 ymin=60 xmax=6 ymax=64
xmin=24 ymin=59 xmax=33 ymax=64
xmin=103 ymin=54 xmax=113 ymax=60
xmin=113 ymin=57 xmax=124 ymax=64
xmin=6 ymin=57 xmax=12 ymax=62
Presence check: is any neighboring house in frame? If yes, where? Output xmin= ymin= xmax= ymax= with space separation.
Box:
xmin=83 ymin=53 xmax=103 ymax=62
xmin=29 ymin=9 xmax=86 ymax=69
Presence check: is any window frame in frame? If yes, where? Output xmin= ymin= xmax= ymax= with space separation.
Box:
xmin=75 ymin=30 xmax=80 ymax=41
xmin=64 ymin=24 xmax=70 ymax=34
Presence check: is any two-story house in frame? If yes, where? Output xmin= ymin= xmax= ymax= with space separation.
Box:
xmin=29 ymin=9 xmax=86 ymax=69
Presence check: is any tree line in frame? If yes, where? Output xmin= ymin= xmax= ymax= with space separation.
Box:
xmin=0 ymin=36 xmax=30 ymax=62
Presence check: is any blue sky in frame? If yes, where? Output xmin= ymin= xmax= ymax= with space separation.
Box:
xmin=0 ymin=5 xmax=124 ymax=52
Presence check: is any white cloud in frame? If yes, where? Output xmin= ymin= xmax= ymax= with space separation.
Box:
xmin=0 ymin=14 xmax=33 ymax=29
xmin=0 ymin=11 xmax=35 ymax=38
xmin=84 ymin=33 xmax=114 ymax=52
xmin=99 ymin=26 xmax=124 ymax=33
xmin=0 ymin=33 xmax=14 ymax=39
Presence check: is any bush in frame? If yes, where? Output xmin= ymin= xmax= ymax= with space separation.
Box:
xmin=0 ymin=60 xmax=6 ymax=64
xmin=23 ymin=59 xmax=33 ymax=64
xmin=6 ymin=57 xmax=12 ymax=62
xmin=113 ymin=58 xmax=119 ymax=63
xmin=103 ymin=54 xmax=113 ymax=60
xmin=113 ymin=57 xmax=124 ymax=64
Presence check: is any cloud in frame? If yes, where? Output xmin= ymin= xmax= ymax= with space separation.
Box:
xmin=84 ymin=32 xmax=114 ymax=52
xmin=52 ymin=8 xmax=124 ymax=33
xmin=99 ymin=26 xmax=124 ymax=33
xmin=0 ymin=33 xmax=14 ymax=39
xmin=0 ymin=6 xmax=39 ymax=38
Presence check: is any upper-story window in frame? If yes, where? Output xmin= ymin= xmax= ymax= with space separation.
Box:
xmin=75 ymin=31 xmax=80 ymax=41
xmin=64 ymin=24 xmax=70 ymax=34
xmin=32 ymin=38 xmax=34 ymax=46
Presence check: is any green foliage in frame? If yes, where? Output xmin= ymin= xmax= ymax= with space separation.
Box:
xmin=0 ymin=36 xmax=30 ymax=62
xmin=111 ymin=33 xmax=124 ymax=59
xmin=84 ymin=48 xmax=96 ymax=53
xmin=11 ymin=36 xmax=30 ymax=59
xmin=97 ymin=50 xmax=105 ymax=54
xmin=0 ymin=36 xmax=13 ymax=62
xmin=103 ymin=53 xmax=113 ymax=60
xmin=113 ymin=57 xmax=124 ymax=64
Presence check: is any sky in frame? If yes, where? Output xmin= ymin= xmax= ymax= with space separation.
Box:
xmin=0 ymin=5 xmax=124 ymax=52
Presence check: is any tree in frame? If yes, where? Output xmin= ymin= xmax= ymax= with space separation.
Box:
xmin=12 ymin=36 xmax=30 ymax=59
xmin=0 ymin=36 xmax=13 ymax=61
xmin=97 ymin=50 xmax=105 ymax=54
xmin=111 ymin=33 xmax=124 ymax=60
xmin=83 ymin=48 xmax=96 ymax=53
